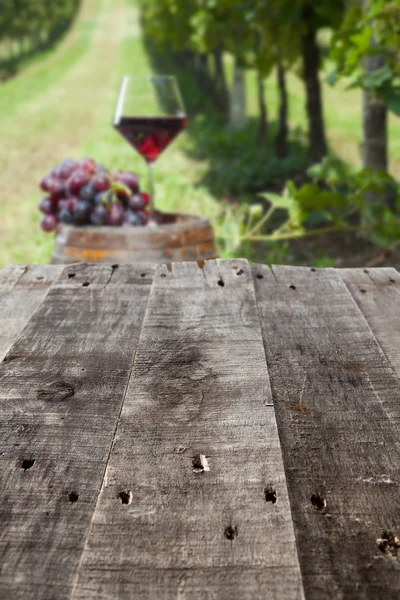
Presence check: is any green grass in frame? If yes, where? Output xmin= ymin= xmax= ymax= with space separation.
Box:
xmin=0 ymin=0 xmax=399 ymax=268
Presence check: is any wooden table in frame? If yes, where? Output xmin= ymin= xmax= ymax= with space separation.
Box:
xmin=1 ymin=260 xmax=399 ymax=600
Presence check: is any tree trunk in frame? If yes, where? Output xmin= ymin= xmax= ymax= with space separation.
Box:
xmin=257 ymin=71 xmax=268 ymax=144
xmin=275 ymin=58 xmax=289 ymax=158
xmin=230 ymin=64 xmax=246 ymax=130
xmin=254 ymin=32 xmax=268 ymax=144
xmin=301 ymin=7 xmax=327 ymax=163
xmin=362 ymin=55 xmax=388 ymax=172
xmin=193 ymin=52 xmax=222 ymax=113
xmin=173 ymin=50 xmax=193 ymax=70
xmin=362 ymin=53 xmax=391 ymax=206
xmin=213 ymin=46 xmax=229 ymax=115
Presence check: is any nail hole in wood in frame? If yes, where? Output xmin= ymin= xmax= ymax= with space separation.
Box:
xmin=360 ymin=289 xmax=367 ymax=294
xmin=217 ymin=278 xmax=225 ymax=287
xmin=389 ymin=278 xmax=395 ymax=283
xmin=264 ymin=486 xmax=278 ymax=504
xmin=310 ymin=268 xmax=316 ymax=272
xmin=68 ymin=491 xmax=79 ymax=503
xmin=160 ymin=273 xmax=166 ymax=278
xmin=236 ymin=269 xmax=244 ymax=276
xmin=224 ymin=525 xmax=238 ymax=541
xmin=311 ymin=494 xmax=326 ymax=511
xmin=45 ymin=511 xmax=49 ymax=516
xmin=68 ymin=273 xmax=76 ymax=279
xmin=376 ymin=531 xmax=400 ymax=558
xmin=192 ymin=454 xmax=210 ymax=473
xmin=36 ymin=276 xmax=44 ymax=280
xmin=364 ymin=269 xmax=369 ymax=274
xmin=256 ymin=274 xmax=264 ymax=280
xmin=82 ymin=281 xmax=90 ymax=287
xmin=289 ymin=284 xmax=296 ymax=290
xmin=21 ymin=459 xmax=35 ymax=471
xmin=140 ymin=273 xmax=146 ymax=277
xmin=119 ymin=490 xmax=132 ymax=505
xmin=111 ymin=264 xmax=119 ymax=269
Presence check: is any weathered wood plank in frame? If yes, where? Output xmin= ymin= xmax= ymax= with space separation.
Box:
xmin=0 ymin=265 xmax=63 ymax=362
xmin=0 ymin=265 xmax=28 ymax=289
xmin=0 ymin=263 xmax=155 ymax=599
xmin=339 ymin=267 xmax=400 ymax=379
xmin=252 ymin=264 xmax=400 ymax=600
xmin=73 ymin=259 xmax=304 ymax=600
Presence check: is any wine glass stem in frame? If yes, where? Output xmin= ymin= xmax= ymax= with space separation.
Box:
xmin=148 ymin=161 xmax=155 ymax=215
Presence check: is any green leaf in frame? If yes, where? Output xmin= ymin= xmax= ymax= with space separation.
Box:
xmin=325 ymin=69 xmax=338 ymax=86
xmin=364 ymin=64 xmax=393 ymax=90
xmin=379 ymin=84 xmax=400 ymax=116
xmin=259 ymin=191 xmax=295 ymax=211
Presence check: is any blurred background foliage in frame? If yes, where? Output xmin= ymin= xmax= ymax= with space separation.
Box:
xmin=0 ymin=0 xmax=400 ymax=268
xmin=0 ymin=0 xmax=81 ymax=79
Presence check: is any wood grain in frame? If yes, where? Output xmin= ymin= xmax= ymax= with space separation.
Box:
xmin=252 ymin=264 xmax=400 ymax=600
xmin=0 ymin=265 xmax=63 ymax=362
xmin=73 ymin=260 xmax=304 ymax=600
xmin=0 ymin=263 xmax=155 ymax=599
xmin=51 ymin=214 xmax=217 ymax=265
xmin=340 ymin=267 xmax=400 ymax=379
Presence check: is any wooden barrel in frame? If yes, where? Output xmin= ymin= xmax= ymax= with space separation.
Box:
xmin=51 ymin=212 xmax=218 ymax=265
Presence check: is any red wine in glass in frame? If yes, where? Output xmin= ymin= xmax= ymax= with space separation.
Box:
xmin=115 ymin=116 xmax=187 ymax=163
xmin=113 ymin=76 xmax=187 ymax=221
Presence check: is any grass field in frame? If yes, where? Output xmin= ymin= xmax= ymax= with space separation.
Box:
xmin=1 ymin=0 xmax=399 ymax=268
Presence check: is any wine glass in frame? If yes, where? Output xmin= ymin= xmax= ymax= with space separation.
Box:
xmin=113 ymin=75 xmax=186 ymax=222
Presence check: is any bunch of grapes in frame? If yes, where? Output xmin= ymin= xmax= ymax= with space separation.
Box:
xmin=38 ymin=158 xmax=161 ymax=232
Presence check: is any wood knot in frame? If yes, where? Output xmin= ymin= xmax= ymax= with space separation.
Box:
xmin=37 ymin=381 xmax=75 ymax=402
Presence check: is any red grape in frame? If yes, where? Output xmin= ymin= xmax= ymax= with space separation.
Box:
xmin=48 ymin=178 xmax=64 ymax=198
xmin=123 ymin=210 xmax=142 ymax=226
xmin=59 ymin=158 xmax=76 ymax=179
xmin=67 ymin=196 xmax=79 ymax=212
xmin=137 ymin=210 xmax=149 ymax=225
xmin=77 ymin=158 xmax=96 ymax=174
xmin=141 ymin=192 xmax=150 ymax=206
xmin=38 ymin=197 xmax=53 ymax=214
xmin=73 ymin=201 xmax=91 ymax=225
xmin=58 ymin=209 xmax=74 ymax=225
xmin=113 ymin=171 xmax=139 ymax=192
xmin=51 ymin=165 xmax=63 ymax=178
xmin=67 ymin=170 xmax=91 ymax=194
xmin=127 ymin=194 xmax=145 ymax=211
xmin=40 ymin=176 xmax=64 ymax=198
xmin=40 ymin=214 xmax=58 ymax=232
xmin=40 ymin=175 xmax=53 ymax=193
xmin=79 ymin=183 xmax=96 ymax=202
xmin=108 ymin=202 xmax=124 ymax=226
xmin=90 ymin=205 xmax=109 ymax=226
xmin=92 ymin=174 xmax=111 ymax=193
xmin=58 ymin=199 xmax=70 ymax=211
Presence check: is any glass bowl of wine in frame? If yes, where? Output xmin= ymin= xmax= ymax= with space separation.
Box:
xmin=113 ymin=75 xmax=186 ymax=223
